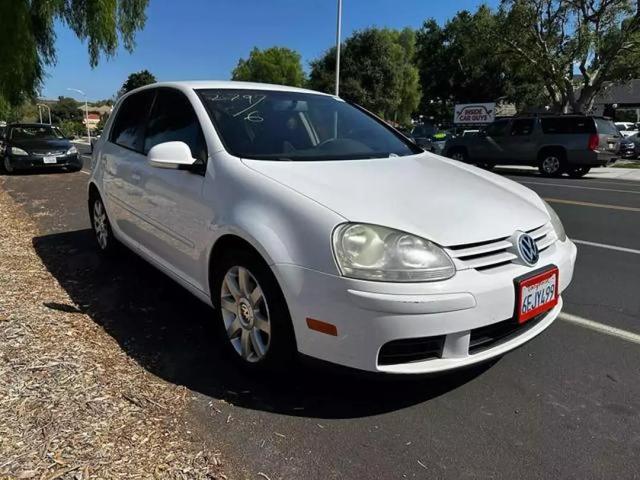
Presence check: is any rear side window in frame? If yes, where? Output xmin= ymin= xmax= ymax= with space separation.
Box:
xmin=110 ymin=90 xmax=155 ymax=151
xmin=144 ymin=88 xmax=207 ymax=163
xmin=485 ymin=120 xmax=510 ymax=137
xmin=511 ymin=119 xmax=535 ymax=136
xmin=595 ymin=118 xmax=619 ymax=136
xmin=541 ymin=117 xmax=595 ymax=134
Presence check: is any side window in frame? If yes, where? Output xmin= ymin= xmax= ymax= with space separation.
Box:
xmin=511 ymin=119 xmax=535 ymax=136
xmin=541 ymin=117 xmax=595 ymax=134
xmin=144 ymin=89 xmax=207 ymax=163
xmin=485 ymin=120 xmax=509 ymax=137
xmin=110 ymin=90 xmax=154 ymax=151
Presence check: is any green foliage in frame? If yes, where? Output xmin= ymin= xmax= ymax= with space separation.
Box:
xmin=119 ymin=70 xmax=157 ymax=95
xmin=232 ymin=47 xmax=306 ymax=87
xmin=51 ymin=96 xmax=82 ymax=123
xmin=309 ymin=28 xmax=421 ymax=124
xmin=57 ymin=119 xmax=85 ymax=138
xmin=496 ymin=0 xmax=640 ymax=112
xmin=0 ymin=0 xmax=149 ymax=108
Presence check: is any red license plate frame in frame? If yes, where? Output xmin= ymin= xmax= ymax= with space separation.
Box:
xmin=514 ymin=266 xmax=559 ymax=324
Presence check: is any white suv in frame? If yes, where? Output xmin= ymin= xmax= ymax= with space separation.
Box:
xmin=88 ymin=81 xmax=577 ymax=374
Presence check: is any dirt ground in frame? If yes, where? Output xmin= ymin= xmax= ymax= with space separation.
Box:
xmin=0 ymin=185 xmax=224 ymax=479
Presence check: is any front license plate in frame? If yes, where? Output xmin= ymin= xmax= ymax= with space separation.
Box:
xmin=43 ymin=156 xmax=57 ymax=164
xmin=515 ymin=267 xmax=559 ymax=324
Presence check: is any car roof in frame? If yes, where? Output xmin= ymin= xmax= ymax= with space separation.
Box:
xmin=8 ymin=123 xmax=57 ymax=128
xmin=126 ymin=80 xmax=333 ymax=98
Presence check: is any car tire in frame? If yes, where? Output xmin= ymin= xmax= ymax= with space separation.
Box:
xmin=2 ymin=157 xmax=14 ymax=174
xmin=538 ymin=151 xmax=565 ymax=177
xmin=449 ymin=148 xmax=468 ymax=163
xmin=567 ymin=166 xmax=591 ymax=178
xmin=66 ymin=164 xmax=83 ymax=173
xmin=89 ymin=193 xmax=118 ymax=254
xmin=211 ymin=247 xmax=296 ymax=373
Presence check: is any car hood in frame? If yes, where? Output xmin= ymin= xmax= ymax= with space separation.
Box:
xmin=10 ymin=138 xmax=71 ymax=152
xmin=242 ymin=153 xmax=549 ymax=247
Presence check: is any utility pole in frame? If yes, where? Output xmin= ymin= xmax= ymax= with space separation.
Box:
xmin=335 ymin=0 xmax=342 ymax=97
xmin=68 ymin=88 xmax=91 ymax=141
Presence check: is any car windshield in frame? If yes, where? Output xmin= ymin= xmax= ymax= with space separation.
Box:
xmin=10 ymin=125 xmax=64 ymax=141
xmin=197 ymin=89 xmax=420 ymax=161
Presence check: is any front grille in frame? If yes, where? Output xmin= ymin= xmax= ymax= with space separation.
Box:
xmin=469 ymin=312 xmax=547 ymax=354
xmin=30 ymin=150 xmax=66 ymax=156
xmin=378 ymin=335 xmax=446 ymax=365
xmin=445 ymin=224 xmax=556 ymax=272
xmin=377 ymin=312 xmax=550 ymax=366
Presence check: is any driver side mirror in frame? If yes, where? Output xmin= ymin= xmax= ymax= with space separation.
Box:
xmin=148 ymin=141 xmax=198 ymax=170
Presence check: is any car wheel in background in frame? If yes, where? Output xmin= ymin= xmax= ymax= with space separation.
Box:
xmin=449 ymin=148 xmax=468 ymax=163
xmin=211 ymin=247 xmax=296 ymax=373
xmin=538 ymin=151 xmax=565 ymax=177
xmin=567 ymin=166 xmax=591 ymax=178
xmin=89 ymin=193 xmax=117 ymax=254
xmin=3 ymin=157 xmax=14 ymax=174
xmin=476 ymin=162 xmax=495 ymax=171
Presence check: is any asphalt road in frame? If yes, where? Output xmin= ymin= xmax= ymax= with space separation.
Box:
xmin=1 ymin=155 xmax=639 ymax=480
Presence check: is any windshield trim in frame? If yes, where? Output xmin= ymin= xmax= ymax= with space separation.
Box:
xmin=195 ymin=88 xmax=422 ymax=161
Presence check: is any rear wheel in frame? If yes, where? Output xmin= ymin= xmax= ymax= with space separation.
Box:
xmin=89 ymin=194 xmax=117 ymax=254
xmin=449 ymin=148 xmax=468 ymax=163
xmin=567 ymin=166 xmax=591 ymax=178
xmin=211 ymin=247 xmax=296 ymax=372
xmin=538 ymin=151 xmax=565 ymax=177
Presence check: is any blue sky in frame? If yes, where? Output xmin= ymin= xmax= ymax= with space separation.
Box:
xmin=43 ymin=0 xmax=497 ymax=101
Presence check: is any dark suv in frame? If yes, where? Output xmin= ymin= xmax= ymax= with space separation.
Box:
xmin=443 ymin=115 xmax=621 ymax=178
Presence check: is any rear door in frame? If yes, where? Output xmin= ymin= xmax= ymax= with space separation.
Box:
xmin=594 ymin=118 xmax=621 ymax=157
xmin=502 ymin=118 xmax=537 ymax=163
xmin=102 ymin=89 xmax=155 ymax=242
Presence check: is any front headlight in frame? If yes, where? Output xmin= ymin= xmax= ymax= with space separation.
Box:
xmin=542 ymin=201 xmax=566 ymax=242
xmin=11 ymin=147 xmax=28 ymax=156
xmin=332 ymin=223 xmax=456 ymax=282
xmin=66 ymin=146 xmax=78 ymax=155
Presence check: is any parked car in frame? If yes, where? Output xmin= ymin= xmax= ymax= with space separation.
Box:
xmin=88 ymin=81 xmax=576 ymax=375
xmin=614 ymin=122 xmax=639 ymax=138
xmin=444 ymin=115 xmax=621 ymax=178
xmin=410 ymin=123 xmax=453 ymax=155
xmin=619 ymin=136 xmax=637 ymax=159
xmin=1 ymin=123 xmax=81 ymax=173
xmin=626 ymin=133 xmax=640 ymax=158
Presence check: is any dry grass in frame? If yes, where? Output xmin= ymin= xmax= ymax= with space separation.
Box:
xmin=0 ymin=187 xmax=223 ymax=479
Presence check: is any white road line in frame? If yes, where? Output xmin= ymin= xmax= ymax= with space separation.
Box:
xmin=573 ymin=239 xmax=640 ymax=255
xmin=80 ymin=170 xmax=90 ymax=175
xmin=559 ymin=312 xmax=640 ymax=345
xmin=544 ymin=197 xmax=640 ymax=212
xmin=520 ymin=180 xmax=640 ymax=195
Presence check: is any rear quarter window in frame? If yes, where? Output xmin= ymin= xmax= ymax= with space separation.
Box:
xmin=541 ymin=117 xmax=595 ymax=134
xmin=595 ymin=118 xmax=619 ymax=135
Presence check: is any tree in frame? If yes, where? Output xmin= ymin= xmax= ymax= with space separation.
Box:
xmin=119 ymin=69 xmax=157 ymax=96
xmin=309 ymin=28 xmax=421 ymax=124
xmin=0 ymin=0 xmax=149 ymax=107
xmin=51 ymin=96 xmax=82 ymax=124
xmin=496 ymin=0 xmax=640 ymax=113
xmin=232 ymin=47 xmax=305 ymax=87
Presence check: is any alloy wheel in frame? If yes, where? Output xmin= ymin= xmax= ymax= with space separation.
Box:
xmin=220 ymin=266 xmax=271 ymax=363
xmin=451 ymin=151 xmax=465 ymax=161
xmin=541 ymin=156 xmax=561 ymax=175
xmin=4 ymin=157 xmax=14 ymax=173
xmin=92 ymin=199 xmax=109 ymax=250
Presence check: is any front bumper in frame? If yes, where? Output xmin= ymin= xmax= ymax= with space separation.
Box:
xmin=5 ymin=153 xmax=80 ymax=170
xmin=274 ymin=238 xmax=577 ymax=374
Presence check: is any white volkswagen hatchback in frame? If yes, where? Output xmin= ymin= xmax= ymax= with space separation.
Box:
xmin=88 ymin=81 xmax=577 ymax=374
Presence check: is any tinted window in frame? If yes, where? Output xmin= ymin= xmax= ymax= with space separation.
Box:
xmin=110 ymin=90 xmax=154 ymax=151
xmin=595 ymin=118 xmax=619 ymax=136
xmin=511 ymin=119 xmax=535 ymax=136
xmin=541 ymin=117 xmax=595 ymax=134
xmin=197 ymin=89 xmax=419 ymax=161
xmin=485 ymin=120 xmax=509 ymax=137
xmin=144 ymin=89 xmax=207 ymax=162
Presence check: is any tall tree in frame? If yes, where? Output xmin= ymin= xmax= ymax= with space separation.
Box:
xmin=309 ymin=28 xmax=421 ymax=124
xmin=232 ymin=47 xmax=306 ymax=87
xmin=50 ymin=96 xmax=82 ymax=123
xmin=0 ymin=0 xmax=149 ymax=107
xmin=496 ymin=0 xmax=640 ymax=113
xmin=119 ymin=69 xmax=157 ymax=95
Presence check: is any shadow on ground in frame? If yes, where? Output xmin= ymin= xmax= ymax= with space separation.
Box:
xmin=33 ymin=228 xmax=492 ymax=419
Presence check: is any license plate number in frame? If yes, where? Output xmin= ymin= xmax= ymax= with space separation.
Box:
xmin=516 ymin=267 xmax=559 ymax=324
xmin=43 ymin=156 xmax=57 ymax=164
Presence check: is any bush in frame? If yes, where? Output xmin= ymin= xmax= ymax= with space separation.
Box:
xmin=57 ymin=120 xmax=84 ymax=138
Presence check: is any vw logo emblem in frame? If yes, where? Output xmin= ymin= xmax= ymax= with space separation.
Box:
xmin=517 ymin=233 xmax=539 ymax=265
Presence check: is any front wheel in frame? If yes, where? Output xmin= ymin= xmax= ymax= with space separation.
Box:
xmin=449 ymin=149 xmax=468 ymax=163
xmin=212 ymin=248 xmax=296 ymax=372
xmin=567 ymin=166 xmax=591 ymax=178
xmin=3 ymin=157 xmax=14 ymax=174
